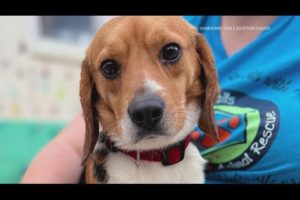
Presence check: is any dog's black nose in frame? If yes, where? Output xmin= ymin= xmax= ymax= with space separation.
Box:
xmin=128 ymin=94 xmax=165 ymax=130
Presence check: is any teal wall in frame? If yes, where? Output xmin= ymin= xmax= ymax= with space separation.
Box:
xmin=0 ymin=120 xmax=65 ymax=183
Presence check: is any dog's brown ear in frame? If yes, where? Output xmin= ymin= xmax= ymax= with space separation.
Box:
xmin=195 ymin=32 xmax=220 ymax=141
xmin=80 ymin=57 xmax=99 ymax=165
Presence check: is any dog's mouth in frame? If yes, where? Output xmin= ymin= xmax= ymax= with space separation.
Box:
xmin=133 ymin=127 xmax=166 ymax=143
xmin=144 ymin=135 xmax=159 ymax=140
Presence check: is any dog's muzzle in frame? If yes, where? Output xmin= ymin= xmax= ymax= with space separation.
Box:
xmin=128 ymin=94 xmax=165 ymax=132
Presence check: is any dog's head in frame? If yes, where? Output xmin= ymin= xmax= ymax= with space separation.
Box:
xmin=80 ymin=16 xmax=219 ymax=164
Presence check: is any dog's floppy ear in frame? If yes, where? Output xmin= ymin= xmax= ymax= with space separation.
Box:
xmin=80 ymin=57 xmax=99 ymax=165
xmin=195 ymin=32 xmax=220 ymax=141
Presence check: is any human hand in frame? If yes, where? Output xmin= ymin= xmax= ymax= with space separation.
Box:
xmin=21 ymin=113 xmax=86 ymax=183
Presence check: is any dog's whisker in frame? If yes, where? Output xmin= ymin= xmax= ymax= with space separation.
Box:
xmin=164 ymin=116 xmax=197 ymax=124
xmin=108 ymin=124 xmax=121 ymax=133
xmin=168 ymin=111 xmax=197 ymax=120
xmin=105 ymin=122 xmax=122 ymax=135
xmin=101 ymin=119 xmax=119 ymax=129
xmin=105 ymin=122 xmax=120 ymax=131
xmin=166 ymin=110 xmax=199 ymax=120
xmin=171 ymin=118 xmax=196 ymax=124
xmin=164 ymin=103 xmax=186 ymax=108
xmin=174 ymin=108 xmax=200 ymax=112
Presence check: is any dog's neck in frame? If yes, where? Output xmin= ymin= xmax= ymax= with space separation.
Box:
xmin=102 ymin=131 xmax=192 ymax=166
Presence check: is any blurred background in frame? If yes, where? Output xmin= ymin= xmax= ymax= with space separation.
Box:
xmin=0 ymin=16 xmax=114 ymax=183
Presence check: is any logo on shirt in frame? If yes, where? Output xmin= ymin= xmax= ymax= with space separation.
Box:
xmin=191 ymin=90 xmax=280 ymax=171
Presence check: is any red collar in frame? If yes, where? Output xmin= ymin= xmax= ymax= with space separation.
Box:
xmin=105 ymin=134 xmax=191 ymax=166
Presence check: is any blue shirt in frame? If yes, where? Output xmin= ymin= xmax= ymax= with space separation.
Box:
xmin=184 ymin=16 xmax=300 ymax=184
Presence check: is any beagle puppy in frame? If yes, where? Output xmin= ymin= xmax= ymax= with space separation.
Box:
xmin=79 ymin=16 xmax=219 ymax=183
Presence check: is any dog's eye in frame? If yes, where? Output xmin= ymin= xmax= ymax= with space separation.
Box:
xmin=100 ymin=60 xmax=120 ymax=79
xmin=160 ymin=43 xmax=181 ymax=64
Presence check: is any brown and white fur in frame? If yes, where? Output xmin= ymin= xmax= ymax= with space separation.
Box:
xmin=79 ymin=16 xmax=219 ymax=183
